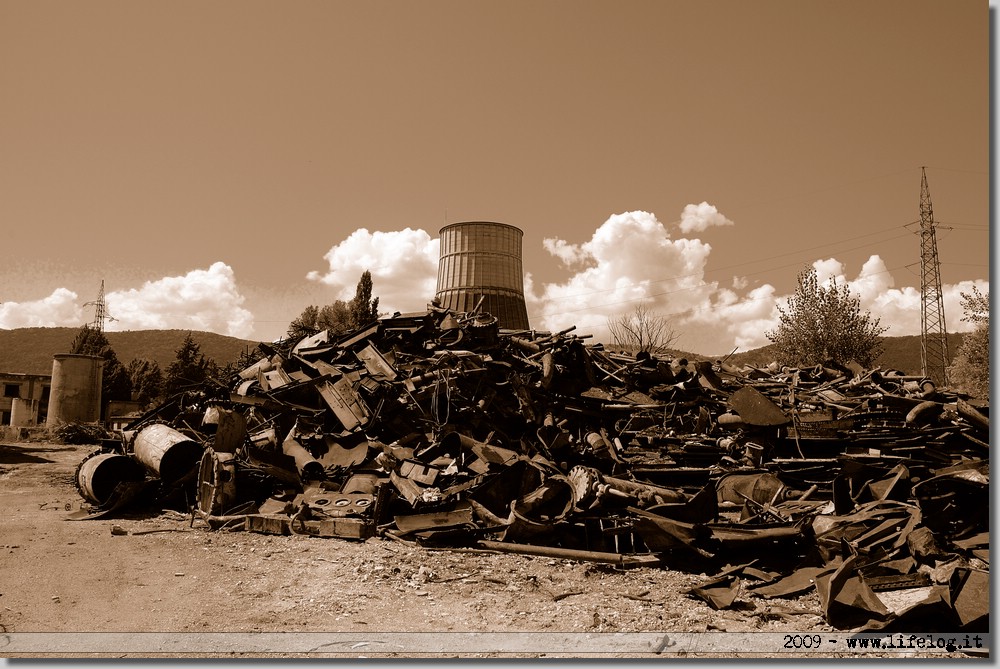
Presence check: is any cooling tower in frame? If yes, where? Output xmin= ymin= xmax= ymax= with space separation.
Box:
xmin=435 ymin=222 xmax=530 ymax=330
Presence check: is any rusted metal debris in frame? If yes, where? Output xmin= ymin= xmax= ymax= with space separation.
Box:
xmin=72 ymin=306 xmax=989 ymax=632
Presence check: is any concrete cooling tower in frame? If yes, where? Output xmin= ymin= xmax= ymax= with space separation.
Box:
xmin=435 ymin=221 xmax=530 ymax=330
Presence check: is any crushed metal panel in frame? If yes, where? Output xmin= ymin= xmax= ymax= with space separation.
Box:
xmin=399 ymin=459 xmax=441 ymax=486
xmin=728 ymin=386 xmax=791 ymax=426
xmin=390 ymin=470 xmax=426 ymax=506
xmin=317 ymin=376 xmax=371 ymax=430
xmin=356 ymin=344 xmax=398 ymax=381
xmin=394 ymin=500 xmax=475 ymax=535
xmin=749 ymin=566 xmax=833 ymax=599
xmin=238 ymin=357 xmax=273 ymax=381
xmin=235 ymin=379 xmax=257 ymax=397
xmin=685 ymin=574 xmax=740 ymax=610
xmin=311 ymin=360 xmax=340 ymax=377
xmin=295 ymin=517 xmax=374 ymax=540
xmin=335 ymin=323 xmax=382 ymax=349
xmin=262 ymin=367 xmax=292 ymax=391
xmin=292 ymin=330 xmax=331 ymax=356
xmin=246 ymin=513 xmax=292 ymax=535
xmin=815 ymin=555 xmax=892 ymax=629
xmin=316 ymin=438 xmax=370 ymax=469
xmin=949 ymin=568 xmax=989 ymax=630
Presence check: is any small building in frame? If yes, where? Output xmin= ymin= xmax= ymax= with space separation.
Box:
xmin=0 ymin=372 xmax=51 ymax=426
xmin=106 ymin=399 xmax=146 ymax=432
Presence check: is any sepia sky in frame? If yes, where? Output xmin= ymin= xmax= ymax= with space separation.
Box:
xmin=0 ymin=0 xmax=991 ymax=355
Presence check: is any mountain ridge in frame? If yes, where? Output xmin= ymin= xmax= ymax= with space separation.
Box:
xmin=0 ymin=327 xmax=261 ymax=375
xmin=0 ymin=327 xmax=967 ymax=378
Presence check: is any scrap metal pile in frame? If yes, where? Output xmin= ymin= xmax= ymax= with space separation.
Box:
xmin=73 ymin=306 xmax=989 ymax=632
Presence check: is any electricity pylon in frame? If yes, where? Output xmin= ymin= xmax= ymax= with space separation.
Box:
xmin=917 ymin=167 xmax=949 ymax=385
xmin=84 ymin=280 xmax=117 ymax=332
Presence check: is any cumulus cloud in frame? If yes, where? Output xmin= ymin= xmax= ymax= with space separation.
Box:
xmin=803 ymin=255 xmax=986 ymax=338
xmin=532 ymin=210 xmax=718 ymax=345
xmin=528 ymin=210 xmax=988 ymax=355
xmin=307 ymin=227 xmax=440 ymax=315
xmin=300 ymin=213 xmax=987 ymax=358
xmin=0 ymin=263 xmax=255 ymax=338
xmin=681 ymin=284 xmax=781 ymax=353
xmin=0 ymin=288 xmax=83 ymax=328
xmin=678 ymin=201 xmax=734 ymax=234
xmin=107 ymin=262 xmax=254 ymax=338
xmin=541 ymin=237 xmax=593 ymax=268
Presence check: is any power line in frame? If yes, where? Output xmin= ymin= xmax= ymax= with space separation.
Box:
xmin=921 ymin=166 xmax=989 ymax=176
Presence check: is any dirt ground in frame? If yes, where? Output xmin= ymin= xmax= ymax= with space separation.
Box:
xmin=0 ymin=440 xmax=963 ymax=660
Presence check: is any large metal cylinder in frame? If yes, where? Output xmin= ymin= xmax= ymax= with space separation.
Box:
xmin=435 ymin=222 xmax=530 ymax=330
xmin=46 ymin=354 xmax=104 ymax=427
xmin=76 ymin=452 xmax=146 ymax=506
xmin=132 ymin=423 xmax=204 ymax=485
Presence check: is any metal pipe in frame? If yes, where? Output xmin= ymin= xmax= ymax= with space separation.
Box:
xmin=476 ymin=540 xmax=661 ymax=566
xmin=281 ymin=434 xmax=325 ymax=481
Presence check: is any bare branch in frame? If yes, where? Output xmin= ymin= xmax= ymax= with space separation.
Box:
xmin=607 ymin=302 xmax=678 ymax=355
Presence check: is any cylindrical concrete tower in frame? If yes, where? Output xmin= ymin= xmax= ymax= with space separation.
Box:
xmin=46 ymin=354 xmax=104 ymax=427
xmin=435 ymin=222 xmax=530 ymax=330
xmin=10 ymin=398 xmax=39 ymax=426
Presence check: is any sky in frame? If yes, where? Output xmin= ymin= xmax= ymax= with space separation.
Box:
xmin=0 ymin=0 xmax=991 ymax=356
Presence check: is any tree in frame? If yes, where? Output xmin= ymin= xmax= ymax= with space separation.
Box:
xmin=319 ymin=301 xmax=353 ymax=334
xmin=766 ymin=266 xmax=887 ymax=368
xmin=287 ymin=271 xmax=381 ymax=339
xmin=349 ymin=270 xmax=380 ymax=327
xmin=287 ymin=305 xmax=321 ymax=339
xmin=607 ymin=302 xmax=678 ymax=355
xmin=68 ymin=325 xmax=132 ymax=404
xmin=947 ymin=286 xmax=989 ymax=398
xmin=126 ymin=358 xmax=163 ymax=407
xmin=163 ymin=332 xmax=210 ymax=395
xmin=288 ymin=301 xmax=352 ymax=339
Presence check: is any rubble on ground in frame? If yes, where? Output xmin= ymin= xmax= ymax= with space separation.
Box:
xmin=70 ymin=305 xmax=989 ymax=633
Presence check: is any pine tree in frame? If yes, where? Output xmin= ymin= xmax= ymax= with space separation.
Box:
xmin=163 ymin=332 xmax=210 ymax=395
xmin=126 ymin=358 xmax=163 ymax=406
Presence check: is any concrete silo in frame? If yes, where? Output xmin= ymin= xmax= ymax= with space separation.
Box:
xmin=435 ymin=222 xmax=530 ymax=330
xmin=46 ymin=354 xmax=104 ymax=427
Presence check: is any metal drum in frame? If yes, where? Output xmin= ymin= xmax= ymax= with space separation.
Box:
xmin=76 ymin=451 xmax=145 ymax=506
xmin=132 ymin=423 xmax=204 ymax=485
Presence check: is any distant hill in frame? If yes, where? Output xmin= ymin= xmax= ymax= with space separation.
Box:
xmin=0 ymin=327 xmax=262 ymax=375
xmin=0 ymin=327 xmax=971 ymax=379
xmin=720 ymin=333 xmax=968 ymax=375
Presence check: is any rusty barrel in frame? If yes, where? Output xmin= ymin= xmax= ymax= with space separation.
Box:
xmin=132 ymin=423 xmax=204 ymax=485
xmin=76 ymin=451 xmax=145 ymax=506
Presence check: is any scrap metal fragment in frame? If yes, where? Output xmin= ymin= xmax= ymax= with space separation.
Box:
xmin=728 ymin=386 xmax=790 ymax=426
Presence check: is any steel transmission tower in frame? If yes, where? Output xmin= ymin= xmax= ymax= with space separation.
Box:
xmin=917 ymin=167 xmax=949 ymax=385
xmin=84 ymin=280 xmax=117 ymax=332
